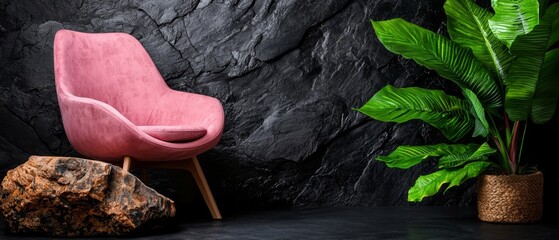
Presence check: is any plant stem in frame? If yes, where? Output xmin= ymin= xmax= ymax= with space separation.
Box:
xmin=517 ymin=121 xmax=528 ymax=172
xmin=488 ymin=114 xmax=512 ymax=174
xmin=509 ymin=121 xmax=520 ymax=173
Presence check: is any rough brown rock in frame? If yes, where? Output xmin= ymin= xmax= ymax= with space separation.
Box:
xmin=0 ymin=155 xmax=175 ymax=237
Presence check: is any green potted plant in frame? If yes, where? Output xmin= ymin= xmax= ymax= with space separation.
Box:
xmin=356 ymin=0 xmax=558 ymax=223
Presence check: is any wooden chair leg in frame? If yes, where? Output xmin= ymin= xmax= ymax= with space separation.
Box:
xmin=186 ymin=156 xmax=222 ymax=220
xmin=123 ymin=156 xmax=132 ymax=172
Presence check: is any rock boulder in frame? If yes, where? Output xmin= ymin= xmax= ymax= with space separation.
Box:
xmin=0 ymin=155 xmax=175 ymax=237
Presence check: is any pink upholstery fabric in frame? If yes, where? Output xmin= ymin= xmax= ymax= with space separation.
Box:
xmin=53 ymin=29 xmax=224 ymax=162
xmin=138 ymin=125 xmax=207 ymax=142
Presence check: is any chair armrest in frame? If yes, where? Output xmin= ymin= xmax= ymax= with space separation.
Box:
xmin=57 ymin=93 xmax=148 ymax=161
xmin=147 ymin=90 xmax=225 ymax=137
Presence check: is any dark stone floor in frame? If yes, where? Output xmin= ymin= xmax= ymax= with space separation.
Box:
xmin=1 ymin=207 xmax=558 ymax=240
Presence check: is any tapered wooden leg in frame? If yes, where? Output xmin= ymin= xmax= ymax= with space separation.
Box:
xmin=186 ymin=156 xmax=222 ymax=220
xmin=123 ymin=157 xmax=222 ymax=219
xmin=123 ymin=156 xmax=132 ymax=172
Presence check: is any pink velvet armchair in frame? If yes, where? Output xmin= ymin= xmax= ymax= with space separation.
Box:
xmin=53 ymin=29 xmax=224 ymax=219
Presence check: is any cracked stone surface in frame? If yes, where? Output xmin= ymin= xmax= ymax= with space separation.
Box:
xmin=0 ymin=156 xmax=175 ymax=236
xmin=1 ymin=0 xmax=558 ymax=214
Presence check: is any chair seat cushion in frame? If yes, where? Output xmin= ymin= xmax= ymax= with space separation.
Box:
xmin=138 ymin=125 xmax=207 ymax=142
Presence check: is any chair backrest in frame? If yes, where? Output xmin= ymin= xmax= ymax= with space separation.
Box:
xmin=53 ymin=29 xmax=169 ymax=124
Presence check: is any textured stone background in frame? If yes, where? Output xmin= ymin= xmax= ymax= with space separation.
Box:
xmin=1 ymin=0 xmax=558 ymax=218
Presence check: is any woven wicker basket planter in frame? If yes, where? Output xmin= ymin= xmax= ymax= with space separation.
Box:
xmin=476 ymin=171 xmax=543 ymax=223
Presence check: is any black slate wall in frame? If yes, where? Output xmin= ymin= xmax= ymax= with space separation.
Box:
xmin=1 ymin=0 xmax=558 ymax=217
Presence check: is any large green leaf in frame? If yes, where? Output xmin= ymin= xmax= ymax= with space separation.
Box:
xmin=408 ymin=161 xmax=492 ymax=202
xmin=530 ymin=48 xmax=559 ymax=123
xmin=438 ymin=142 xmax=496 ymax=168
xmin=505 ymin=3 xmax=559 ymax=123
xmin=445 ymin=0 xmax=514 ymax=80
xmin=377 ymin=143 xmax=483 ymax=169
xmin=371 ymin=18 xmax=502 ymax=109
xmin=489 ymin=0 xmax=540 ymax=48
xmin=357 ymin=85 xmax=474 ymax=141
xmin=548 ymin=3 xmax=559 ymax=48
xmin=463 ymin=89 xmax=489 ymax=137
